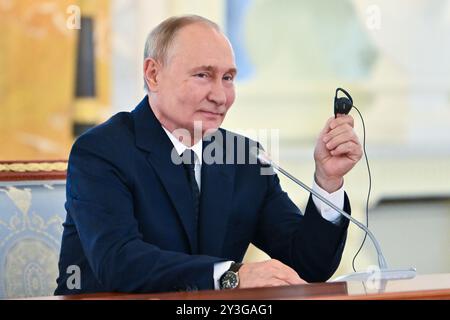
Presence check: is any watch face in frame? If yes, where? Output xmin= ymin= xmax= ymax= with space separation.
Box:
xmin=220 ymin=271 xmax=239 ymax=289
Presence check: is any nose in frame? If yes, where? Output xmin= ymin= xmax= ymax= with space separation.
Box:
xmin=207 ymin=79 xmax=227 ymax=106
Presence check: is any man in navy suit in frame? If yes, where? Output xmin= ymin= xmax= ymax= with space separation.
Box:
xmin=55 ymin=15 xmax=362 ymax=295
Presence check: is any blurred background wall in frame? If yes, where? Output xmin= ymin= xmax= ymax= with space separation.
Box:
xmin=0 ymin=0 xmax=110 ymax=161
xmin=0 ymin=0 xmax=449 ymax=282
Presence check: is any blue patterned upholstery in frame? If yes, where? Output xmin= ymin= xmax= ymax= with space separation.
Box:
xmin=0 ymin=180 xmax=65 ymax=298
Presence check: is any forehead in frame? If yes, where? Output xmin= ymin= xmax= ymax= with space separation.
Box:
xmin=167 ymin=23 xmax=236 ymax=70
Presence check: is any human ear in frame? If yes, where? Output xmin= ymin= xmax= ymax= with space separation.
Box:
xmin=143 ymin=58 xmax=160 ymax=92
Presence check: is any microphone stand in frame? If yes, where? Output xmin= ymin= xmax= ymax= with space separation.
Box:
xmin=254 ymin=150 xmax=416 ymax=283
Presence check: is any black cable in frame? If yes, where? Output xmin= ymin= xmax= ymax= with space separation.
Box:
xmin=351 ymin=105 xmax=372 ymax=273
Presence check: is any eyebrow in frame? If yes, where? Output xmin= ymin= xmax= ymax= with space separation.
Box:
xmin=189 ymin=65 xmax=238 ymax=75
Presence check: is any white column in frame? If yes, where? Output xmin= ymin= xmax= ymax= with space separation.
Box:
xmin=110 ymin=0 xmax=168 ymax=113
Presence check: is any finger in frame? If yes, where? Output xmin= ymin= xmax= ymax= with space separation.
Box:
xmin=326 ymin=130 xmax=358 ymax=150
xmin=268 ymin=259 xmax=296 ymax=272
xmin=268 ymin=279 xmax=290 ymax=287
xmin=319 ymin=117 xmax=335 ymax=136
xmin=266 ymin=260 xmax=306 ymax=285
xmin=323 ymin=124 xmax=353 ymax=143
xmin=330 ymin=141 xmax=360 ymax=157
xmin=275 ymin=274 xmax=305 ymax=285
xmin=269 ymin=259 xmax=297 ymax=272
xmin=330 ymin=115 xmax=354 ymax=130
xmin=273 ymin=267 xmax=303 ymax=285
xmin=273 ymin=269 xmax=300 ymax=281
xmin=287 ymin=277 xmax=307 ymax=285
xmin=267 ymin=259 xmax=283 ymax=269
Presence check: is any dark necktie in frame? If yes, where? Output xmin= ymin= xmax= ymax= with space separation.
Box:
xmin=182 ymin=149 xmax=200 ymax=226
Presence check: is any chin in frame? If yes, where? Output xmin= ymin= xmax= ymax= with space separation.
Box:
xmin=193 ymin=117 xmax=223 ymax=133
xmin=204 ymin=119 xmax=223 ymax=130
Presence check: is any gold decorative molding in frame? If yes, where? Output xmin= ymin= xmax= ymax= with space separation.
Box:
xmin=0 ymin=162 xmax=67 ymax=173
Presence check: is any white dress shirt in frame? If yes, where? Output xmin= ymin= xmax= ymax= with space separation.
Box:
xmin=162 ymin=126 xmax=345 ymax=290
xmin=162 ymin=127 xmax=203 ymax=190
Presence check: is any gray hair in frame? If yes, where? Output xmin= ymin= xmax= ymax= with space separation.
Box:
xmin=143 ymin=15 xmax=221 ymax=93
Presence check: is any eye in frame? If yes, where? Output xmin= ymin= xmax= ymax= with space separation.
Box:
xmin=223 ymin=74 xmax=234 ymax=82
xmin=195 ymin=73 xmax=209 ymax=79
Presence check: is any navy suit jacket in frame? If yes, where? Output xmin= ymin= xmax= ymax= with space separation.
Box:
xmin=55 ymin=97 xmax=350 ymax=295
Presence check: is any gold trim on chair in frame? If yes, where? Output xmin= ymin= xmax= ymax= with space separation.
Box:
xmin=0 ymin=162 xmax=67 ymax=173
xmin=0 ymin=161 xmax=68 ymax=182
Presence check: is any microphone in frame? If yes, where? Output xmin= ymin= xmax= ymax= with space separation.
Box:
xmin=252 ymin=148 xmax=416 ymax=282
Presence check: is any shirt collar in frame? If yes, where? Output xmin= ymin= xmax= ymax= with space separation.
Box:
xmin=162 ymin=126 xmax=203 ymax=165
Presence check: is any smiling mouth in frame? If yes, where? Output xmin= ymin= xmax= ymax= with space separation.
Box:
xmin=199 ymin=111 xmax=224 ymax=117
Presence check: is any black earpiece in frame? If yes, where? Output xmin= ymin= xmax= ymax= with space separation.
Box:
xmin=334 ymin=88 xmax=353 ymax=118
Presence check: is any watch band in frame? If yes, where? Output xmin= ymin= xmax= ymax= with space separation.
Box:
xmin=229 ymin=262 xmax=243 ymax=273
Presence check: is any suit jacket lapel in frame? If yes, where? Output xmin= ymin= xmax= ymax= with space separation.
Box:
xmin=132 ymin=97 xmax=198 ymax=253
